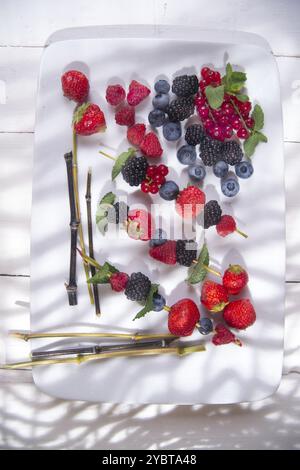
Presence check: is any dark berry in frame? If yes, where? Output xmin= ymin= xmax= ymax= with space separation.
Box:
xmin=221 ymin=175 xmax=240 ymax=197
xmin=199 ymin=137 xmax=223 ymax=166
xmin=148 ymin=109 xmax=166 ymax=127
xmin=172 ymin=75 xmax=199 ymax=97
xmin=107 ymin=201 xmax=129 ymax=224
xmin=167 ymin=96 xmax=194 ymax=122
xmin=222 ymin=141 xmax=243 ymax=166
xmin=152 ymin=93 xmax=170 ymax=111
xmin=213 ymin=160 xmax=229 ymax=178
xmin=185 ymin=124 xmax=206 ymax=146
xmin=149 ymin=228 xmax=167 ymax=248
xmin=163 ymin=121 xmax=182 ymax=141
xmin=188 ymin=163 xmax=206 ymax=181
xmin=204 ymin=200 xmax=222 ymax=229
xmin=177 ymin=145 xmax=197 ymax=165
xmin=176 ymin=240 xmax=197 ymax=267
xmin=152 ymin=293 xmax=166 ymax=312
xmin=235 ymin=161 xmax=254 ymax=179
xmin=121 ymin=155 xmax=148 ymax=186
xmin=125 ymin=272 xmax=151 ymax=302
xmin=197 ymin=317 xmax=213 ymax=335
xmin=154 ymin=80 xmax=170 ymax=94
xmin=159 ymin=180 xmax=180 ymax=201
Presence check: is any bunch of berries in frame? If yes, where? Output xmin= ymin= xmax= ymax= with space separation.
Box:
xmin=141 ymin=164 xmax=169 ymax=194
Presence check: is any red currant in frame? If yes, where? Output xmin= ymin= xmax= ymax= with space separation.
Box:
xmin=212 ymin=108 xmax=223 ymax=120
xmin=153 ymin=174 xmax=165 ymax=185
xmin=141 ymin=181 xmax=150 ymax=193
xmin=221 ymin=102 xmax=235 ymax=116
xmin=194 ymin=95 xmax=206 ymax=108
xmin=201 ymin=67 xmax=211 ymax=79
xmin=245 ymin=117 xmax=255 ymax=129
xmin=199 ymin=79 xmax=209 ymax=91
xmin=149 ymin=183 xmax=159 ymax=194
xmin=224 ymin=93 xmax=231 ymax=102
xmin=239 ymin=101 xmax=251 ymax=114
xmin=230 ymin=115 xmax=242 ymax=130
xmin=211 ymin=71 xmax=221 ymax=85
xmin=157 ymin=164 xmax=169 ymax=176
xmin=210 ymin=125 xmax=225 ymax=141
xmin=203 ymin=118 xmax=214 ymax=131
xmin=219 ymin=114 xmax=230 ymax=125
xmin=146 ymin=165 xmax=156 ymax=178
xmin=198 ymin=105 xmax=209 ymax=119
xmin=237 ymin=127 xmax=249 ymax=139
xmin=223 ymin=124 xmax=233 ymax=139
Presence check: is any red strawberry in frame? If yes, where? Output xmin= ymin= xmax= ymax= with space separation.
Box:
xmin=61 ymin=70 xmax=89 ymax=103
xmin=73 ymin=103 xmax=106 ymax=136
xmin=223 ymin=264 xmax=249 ymax=295
xmin=149 ymin=240 xmax=177 ymax=265
xmin=106 ymin=84 xmax=126 ymax=106
xmin=212 ymin=324 xmax=242 ymax=346
xmin=140 ymin=132 xmax=163 ymax=158
xmin=223 ymin=299 xmax=256 ymax=330
xmin=168 ymin=299 xmax=200 ymax=336
xmin=176 ymin=186 xmax=206 ymax=219
xmin=201 ymin=280 xmax=229 ymax=312
xmin=115 ymin=106 xmax=135 ymax=126
xmin=127 ymin=209 xmax=154 ymax=241
xmin=127 ymin=80 xmax=150 ymax=106
xmin=127 ymin=123 xmax=146 ymax=147
xmin=109 ymin=272 xmax=129 ymax=292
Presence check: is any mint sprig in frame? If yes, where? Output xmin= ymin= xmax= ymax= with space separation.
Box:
xmin=243 ymin=105 xmax=268 ymax=157
xmin=132 ymin=284 xmax=159 ymax=321
xmin=187 ymin=244 xmax=209 ymax=285
xmin=205 ymin=85 xmax=224 ymax=109
xmin=112 ymin=148 xmax=136 ymax=180
xmin=88 ymin=262 xmax=119 ymax=284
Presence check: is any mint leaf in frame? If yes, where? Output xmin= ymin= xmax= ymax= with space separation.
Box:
xmin=251 ymin=104 xmax=264 ymax=131
xmin=231 ymin=71 xmax=247 ymax=82
xmin=187 ymin=244 xmax=209 ymax=285
xmin=100 ymin=191 xmax=116 ymax=205
xmin=111 ymin=148 xmax=135 ymax=181
xmin=88 ymin=262 xmax=119 ymax=284
xmin=205 ymin=85 xmax=225 ymax=109
xmin=243 ymin=133 xmax=260 ymax=158
xmin=132 ymin=284 xmax=159 ymax=320
xmin=226 ymin=63 xmax=233 ymax=79
xmin=256 ymin=131 xmax=268 ymax=143
xmin=235 ymin=93 xmax=249 ymax=102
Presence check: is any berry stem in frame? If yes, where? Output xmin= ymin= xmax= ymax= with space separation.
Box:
xmin=192 ymin=261 xmax=222 ymax=277
xmin=234 ymin=339 xmax=243 ymax=347
xmin=72 ymin=130 xmax=94 ymax=305
xmin=99 ymin=150 xmax=116 ymax=161
xmin=235 ymin=228 xmax=248 ymax=239
xmin=163 ymin=305 xmax=171 ymax=312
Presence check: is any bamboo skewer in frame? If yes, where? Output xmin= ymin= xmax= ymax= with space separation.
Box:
xmin=85 ymin=168 xmax=101 ymax=316
xmin=11 ymin=331 xmax=177 ymax=342
xmin=64 ymin=152 xmax=79 ymax=305
xmin=72 ymin=131 xmax=94 ymax=304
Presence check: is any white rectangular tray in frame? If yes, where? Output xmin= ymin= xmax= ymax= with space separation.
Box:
xmin=31 ymin=26 xmax=285 ymax=404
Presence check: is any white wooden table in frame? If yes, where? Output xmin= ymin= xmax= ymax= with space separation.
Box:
xmin=1 ymin=0 xmax=300 ymax=450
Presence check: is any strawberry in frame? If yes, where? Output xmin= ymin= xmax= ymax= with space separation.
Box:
xmin=216 ymin=215 xmax=236 ymax=237
xmin=127 ymin=123 xmax=146 ymax=147
xmin=127 ymin=80 xmax=151 ymax=106
xmin=212 ymin=324 xmax=242 ymax=346
xmin=115 ymin=106 xmax=135 ymax=126
xmin=149 ymin=240 xmax=177 ymax=265
xmin=223 ymin=299 xmax=256 ymax=330
xmin=168 ymin=299 xmax=200 ymax=336
xmin=140 ymin=132 xmax=163 ymax=158
xmin=61 ymin=70 xmax=89 ymax=103
xmin=109 ymin=272 xmax=129 ymax=292
xmin=106 ymin=84 xmax=126 ymax=106
xmin=201 ymin=280 xmax=229 ymax=312
xmin=73 ymin=103 xmax=106 ymax=136
xmin=127 ymin=209 xmax=154 ymax=241
xmin=223 ymin=264 xmax=249 ymax=295
xmin=175 ymin=186 xmax=206 ymax=219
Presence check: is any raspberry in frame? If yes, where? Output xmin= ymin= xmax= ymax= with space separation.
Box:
xmin=109 ymin=272 xmax=129 ymax=292
xmin=140 ymin=132 xmax=163 ymax=158
xmin=204 ymin=200 xmax=222 ymax=229
xmin=167 ymin=96 xmax=195 ymax=122
xmin=222 ymin=141 xmax=243 ymax=166
xmin=125 ymin=272 xmax=151 ymax=302
xmin=121 ymin=155 xmax=148 ymax=186
xmin=172 ymin=75 xmax=199 ymax=97
xmin=115 ymin=106 xmax=135 ymax=126
xmin=185 ymin=125 xmax=206 ymax=146
xmin=61 ymin=70 xmax=89 ymax=103
xmin=212 ymin=324 xmax=241 ymax=346
xmin=176 ymin=186 xmax=206 ymax=219
xmin=107 ymin=202 xmax=129 ymax=224
xmin=127 ymin=123 xmax=146 ymax=147
xmin=176 ymin=240 xmax=197 ymax=267
xmin=149 ymin=240 xmax=177 ymax=265
xmin=127 ymin=80 xmax=150 ymax=106
xmin=106 ymin=84 xmax=125 ymax=106
xmin=199 ymin=137 xmax=223 ymax=166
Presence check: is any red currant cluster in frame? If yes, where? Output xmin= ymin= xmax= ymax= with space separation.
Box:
xmin=195 ymin=67 xmax=253 ymax=142
xmin=141 ymin=164 xmax=169 ymax=194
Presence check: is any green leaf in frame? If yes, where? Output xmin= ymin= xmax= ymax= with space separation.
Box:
xmin=187 ymin=244 xmax=209 ymax=285
xmin=111 ymin=148 xmax=136 ymax=180
xmin=88 ymin=262 xmax=119 ymax=284
xmin=205 ymin=85 xmax=225 ymax=109
xmin=251 ymin=104 xmax=264 ymax=131
xmin=132 ymin=284 xmax=159 ymax=321
xmin=231 ymin=71 xmax=247 ymax=82
xmin=243 ymin=133 xmax=260 ymax=158
xmin=256 ymin=131 xmax=268 ymax=143
xmin=100 ymin=191 xmax=116 ymax=205
xmin=235 ymin=93 xmax=249 ymax=102
xmin=226 ymin=63 xmax=233 ymax=79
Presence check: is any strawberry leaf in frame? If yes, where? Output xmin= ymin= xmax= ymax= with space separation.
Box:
xmin=88 ymin=262 xmax=118 ymax=284
xmin=252 ymin=104 xmax=264 ymax=131
xmin=112 ymin=148 xmax=136 ymax=181
xmin=187 ymin=244 xmax=209 ymax=285
xmin=205 ymin=85 xmax=225 ymax=109
xmin=132 ymin=284 xmax=159 ymax=320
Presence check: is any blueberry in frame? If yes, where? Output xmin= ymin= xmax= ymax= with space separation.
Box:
xmin=213 ymin=160 xmax=229 ymax=178
xmin=221 ymin=175 xmax=240 ymax=197
xmin=159 ymin=180 xmax=180 ymax=200
xmin=163 ymin=121 xmax=182 ymax=141
xmin=197 ymin=317 xmax=213 ymax=335
xmin=177 ymin=145 xmax=197 ymax=165
xmin=235 ymin=161 xmax=254 ymax=179
xmin=148 ymin=109 xmax=166 ymax=127
xmin=152 ymin=293 xmax=166 ymax=312
xmin=154 ymin=79 xmax=170 ymax=94
xmin=152 ymin=93 xmax=169 ymax=111
xmin=149 ymin=228 xmax=167 ymax=247
xmin=188 ymin=163 xmax=206 ymax=182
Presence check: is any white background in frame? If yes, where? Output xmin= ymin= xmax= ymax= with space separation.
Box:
xmin=0 ymin=0 xmax=300 ymax=450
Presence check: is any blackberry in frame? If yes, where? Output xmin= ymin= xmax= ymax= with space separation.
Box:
xmin=176 ymin=240 xmax=197 ymax=267
xmin=107 ymin=202 xmax=129 ymax=224
xmin=172 ymin=75 xmax=199 ymax=97
xmin=185 ymin=124 xmax=206 ymax=146
xmin=204 ymin=200 xmax=222 ymax=229
xmin=199 ymin=137 xmax=223 ymax=166
xmin=167 ymin=96 xmax=194 ymax=122
xmin=121 ymin=155 xmax=148 ymax=186
xmin=125 ymin=272 xmax=151 ymax=302
xmin=222 ymin=141 xmax=243 ymax=166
